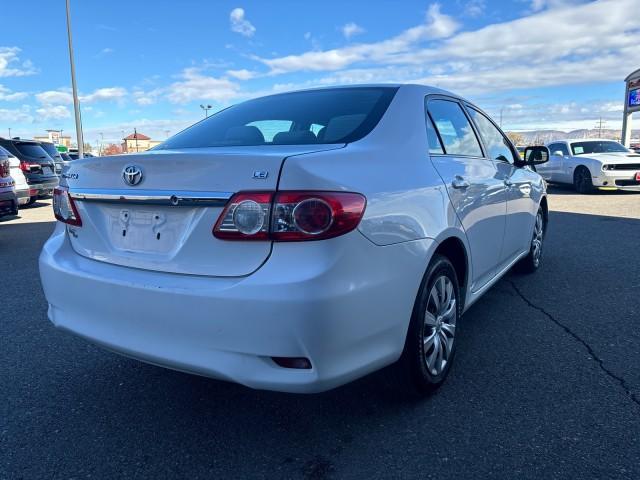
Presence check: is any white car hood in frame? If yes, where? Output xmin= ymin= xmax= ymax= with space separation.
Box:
xmin=578 ymin=152 xmax=640 ymax=164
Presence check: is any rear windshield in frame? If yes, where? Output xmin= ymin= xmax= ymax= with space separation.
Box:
xmin=15 ymin=142 xmax=51 ymax=160
xmin=158 ymin=87 xmax=398 ymax=149
xmin=40 ymin=142 xmax=62 ymax=159
xmin=0 ymin=146 xmax=15 ymax=158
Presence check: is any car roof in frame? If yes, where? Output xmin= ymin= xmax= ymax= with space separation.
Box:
xmin=250 ymin=83 xmax=464 ymax=103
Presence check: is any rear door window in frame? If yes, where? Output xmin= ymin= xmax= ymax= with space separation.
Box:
xmin=426 ymin=99 xmax=483 ymax=157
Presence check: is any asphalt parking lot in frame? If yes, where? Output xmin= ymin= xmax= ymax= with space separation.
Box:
xmin=1 ymin=188 xmax=639 ymax=480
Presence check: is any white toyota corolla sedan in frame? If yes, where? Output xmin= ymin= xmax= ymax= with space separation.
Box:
xmin=539 ymin=139 xmax=640 ymax=193
xmin=40 ymin=85 xmax=549 ymax=394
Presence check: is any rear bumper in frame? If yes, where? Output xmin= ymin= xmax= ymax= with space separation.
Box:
xmin=40 ymin=224 xmax=434 ymax=393
xmin=27 ymin=178 xmax=59 ymax=197
xmin=15 ymin=187 xmax=30 ymax=205
xmin=0 ymin=189 xmax=17 ymax=215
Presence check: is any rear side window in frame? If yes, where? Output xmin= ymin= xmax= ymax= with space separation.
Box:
xmin=160 ymin=87 xmax=398 ymax=149
xmin=40 ymin=143 xmax=63 ymax=159
xmin=466 ymin=107 xmax=516 ymax=164
xmin=426 ymin=99 xmax=483 ymax=157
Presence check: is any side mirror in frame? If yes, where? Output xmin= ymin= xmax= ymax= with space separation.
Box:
xmin=552 ymin=150 xmax=564 ymax=157
xmin=523 ymin=146 xmax=549 ymax=165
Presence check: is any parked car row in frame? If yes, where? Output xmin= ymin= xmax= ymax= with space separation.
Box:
xmin=0 ymin=137 xmax=65 ymax=218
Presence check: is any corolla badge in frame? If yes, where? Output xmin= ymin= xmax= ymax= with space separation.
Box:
xmin=122 ymin=164 xmax=143 ymax=186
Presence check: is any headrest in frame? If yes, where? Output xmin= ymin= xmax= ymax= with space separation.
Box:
xmin=272 ymin=130 xmax=317 ymax=145
xmin=224 ymin=125 xmax=265 ymax=145
xmin=324 ymin=114 xmax=366 ymax=142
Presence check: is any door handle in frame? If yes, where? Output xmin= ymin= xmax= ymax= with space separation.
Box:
xmin=452 ymin=176 xmax=470 ymax=189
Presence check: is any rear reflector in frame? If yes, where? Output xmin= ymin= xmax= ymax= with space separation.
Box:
xmin=53 ymin=186 xmax=82 ymax=226
xmin=271 ymin=357 xmax=312 ymax=369
xmin=213 ymin=191 xmax=366 ymax=242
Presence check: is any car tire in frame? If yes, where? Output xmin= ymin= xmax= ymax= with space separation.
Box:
xmin=396 ymin=254 xmax=461 ymax=395
xmin=516 ymin=206 xmax=545 ymax=273
xmin=573 ymin=166 xmax=593 ymax=194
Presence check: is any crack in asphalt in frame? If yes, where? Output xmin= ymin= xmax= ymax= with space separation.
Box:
xmin=509 ymin=280 xmax=640 ymax=409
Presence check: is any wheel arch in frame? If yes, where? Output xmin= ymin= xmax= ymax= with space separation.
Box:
xmin=432 ymin=234 xmax=469 ymax=308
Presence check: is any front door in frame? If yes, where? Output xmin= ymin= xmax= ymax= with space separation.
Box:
xmin=465 ymin=105 xmax=537 ymax=266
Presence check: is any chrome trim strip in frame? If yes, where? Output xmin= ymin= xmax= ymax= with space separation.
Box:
xmin=68 ymin=188 xmax=233 ymax=207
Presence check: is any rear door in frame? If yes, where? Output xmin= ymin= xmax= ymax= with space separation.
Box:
xmin=426 ymin=97 xmax=507 ymax=291
xmin=63 ymin=145 xmax=341 ymax=277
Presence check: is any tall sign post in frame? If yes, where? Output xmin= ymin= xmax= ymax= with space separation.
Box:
xmin=622 ymin=68 xmax=640 ymax=147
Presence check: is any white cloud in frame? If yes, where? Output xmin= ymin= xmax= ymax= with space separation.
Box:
xmin=226 ymin=69 xmax=257 ymax=80
xmin=99 ymin=47 xmax=114 ymax=56
xmin=35 ymin=87 xmax=128 ymax=105
xmin=529 ymin=0 xmax=586 ymax=12
xmin=0 ymin=105 xmax=32 ymax=123
xmin=35 ymin=105 xmax=71 ymax=121
xmin=230 ymin=8 xmax=256 ymax=37
xmin=341 ymin=22 xmax=365 ymax=39
xmin=0 ymin=84 xmax=27 ymax=101
xmin=81 ymin=87 xmax=127 ymax=103
xmin=463 ymin=0 xmax=486 ymax=17
xmin=0 ymin=47 xmax=37 ymax=77
xmin=257 ymin=3 xmax=460 ymax=74
xmin=133 ymin=88 xmax=163 ymax=105
xmin=166 ymin=67 xmax=240 ymax=104
xmin=35 ymin=90 xmax=73 ymax=105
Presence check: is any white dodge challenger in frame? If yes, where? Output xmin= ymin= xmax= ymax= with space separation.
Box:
xmin=539 ymin=139 xmax=640 ymax=193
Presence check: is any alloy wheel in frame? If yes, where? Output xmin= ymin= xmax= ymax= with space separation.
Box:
xmin=423 ymin=275 xmax=457 ymax=376
xmin=531 ymin=211 xmax=544 ymax=267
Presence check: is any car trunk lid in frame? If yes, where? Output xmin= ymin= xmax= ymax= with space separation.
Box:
xmin=63 ymin=145 xmax=342 ymax=277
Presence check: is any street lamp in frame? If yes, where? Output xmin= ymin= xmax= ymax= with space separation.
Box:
xmin=65 ymin=0 xmax=84 ymax=159
xmin=200 ymin=104 xmax=212 ymax=118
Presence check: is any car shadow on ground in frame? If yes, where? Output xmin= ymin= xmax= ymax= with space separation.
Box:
xmin=546 ymin=183 xmax=640 ymax=195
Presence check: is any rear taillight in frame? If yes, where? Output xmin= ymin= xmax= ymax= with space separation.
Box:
xmin=213 ymin=191 xmax=366 ymax=241
xmin=0 ymin=160 xmax=9 ymax=178
xmin=53 ymin=186 xmax=82 ymax=226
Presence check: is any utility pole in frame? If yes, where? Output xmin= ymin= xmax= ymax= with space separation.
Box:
xmin=200 ymin=104 xmax=212 ymax=118
xmin=134 ymin=127 xmax=139 ymax=152
xmin=594 ymin=117 xmax=607 ymax=138
xmin=99 ymin=132 xmax=104 ymax=155
xmin=65 ymin=0 xmax=84 ymax=158
xmin=499 ymin=107 xmax=505 ymax=128
xmin=8 ymin=127 xmax=11 ymax=138
xmin=165 ymin=129 xmax=170 ymax=139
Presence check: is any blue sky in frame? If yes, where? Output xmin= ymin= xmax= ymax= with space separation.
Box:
xmin=0 ymin=0 xmax=638 ymax=147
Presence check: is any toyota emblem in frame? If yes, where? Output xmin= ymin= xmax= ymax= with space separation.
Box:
xmin=122 ymin=165 xmax=143 ymax=186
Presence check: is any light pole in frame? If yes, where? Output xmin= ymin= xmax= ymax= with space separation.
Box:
xmin=200 ymin=104 xmax=212 ymax=118
xmin=499 ymin=107 xmax=505 ymax=128
xmin=65 ymin=0 xmax=84 ymax=159
xmin=8 ymin=128 xmax=11 ymax=138
xmin=99 ymin=132 xmax=104 ymax=155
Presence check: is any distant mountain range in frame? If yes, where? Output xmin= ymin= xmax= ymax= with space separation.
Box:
xmin=508 ymin=129 xmax=640 ymax=145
